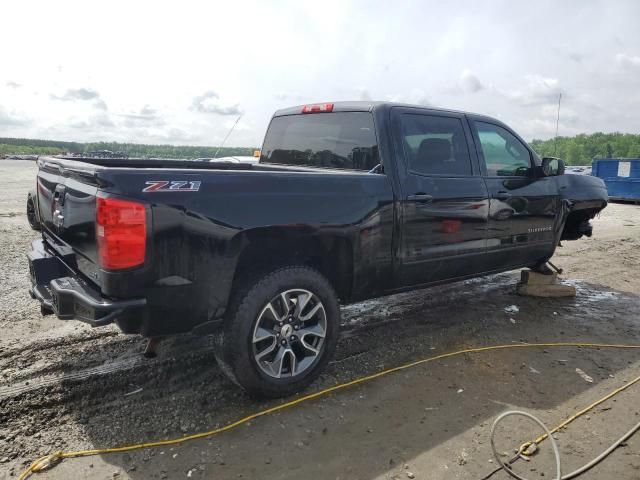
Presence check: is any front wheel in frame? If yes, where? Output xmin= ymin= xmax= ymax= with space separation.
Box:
xmin=27 ymin=193 xmax=40 ymax=231
xmin=214 ymin=266 xmax=340 ymax=398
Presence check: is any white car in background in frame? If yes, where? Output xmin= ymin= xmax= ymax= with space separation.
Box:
xmin=565 ymin=165 xmax=592 ymax=175
xmin=205 ymin=156 xmax=260 ymax=165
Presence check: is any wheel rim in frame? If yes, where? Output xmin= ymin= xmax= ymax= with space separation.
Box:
xmin=252 ymin=288 xmax=327 ymax=379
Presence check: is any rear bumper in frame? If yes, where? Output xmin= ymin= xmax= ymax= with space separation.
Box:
xmin=28 ymin=239 xmax=146 ymax=328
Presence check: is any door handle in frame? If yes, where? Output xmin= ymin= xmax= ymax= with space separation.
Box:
xmin=493 ymin=191 xmax=511 ymax=200
xmin=407 ymin=194 xmax=433 ymax=203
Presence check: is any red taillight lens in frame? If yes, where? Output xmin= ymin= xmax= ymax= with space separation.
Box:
xmin=96 ymin=196 xmax=146 ymax=270
xmin=301 ymin=103 xmax=334 ymax=113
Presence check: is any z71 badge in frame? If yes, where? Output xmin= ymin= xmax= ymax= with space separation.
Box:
xmin=143 ymin=180 xmax=201 ymax=192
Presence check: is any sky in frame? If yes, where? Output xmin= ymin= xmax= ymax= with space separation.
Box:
xmin=1 ymin=0 xmax=639 ymax=147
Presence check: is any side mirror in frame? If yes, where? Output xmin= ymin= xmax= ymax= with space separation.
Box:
xmin=541 ymin=157 xmax=565 ymax=176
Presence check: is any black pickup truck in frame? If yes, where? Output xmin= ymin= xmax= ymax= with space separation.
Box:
xmin=28 ymin=101 xmax=607 ymax=397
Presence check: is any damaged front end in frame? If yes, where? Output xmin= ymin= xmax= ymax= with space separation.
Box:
xmin=561 ymin=208 xmax=597 ymax=240
xmin=558 ymin=174 xmax=608 ymax=241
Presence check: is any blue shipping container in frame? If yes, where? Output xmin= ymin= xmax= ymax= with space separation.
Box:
xmin=592 ymin=158 xmax=640 ymax=202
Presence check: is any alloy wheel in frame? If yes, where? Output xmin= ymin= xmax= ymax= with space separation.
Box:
xmin=251 ymin=289 xmax=327 ymax=379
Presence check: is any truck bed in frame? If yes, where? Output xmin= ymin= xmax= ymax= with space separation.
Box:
xmin=46 ymin=156 xmax=366 ymax=174
xmin=53 ymin=156 xmax=260 ymax=170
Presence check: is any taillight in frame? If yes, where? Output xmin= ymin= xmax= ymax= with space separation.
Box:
xmin=96 ymin=196 xmax=146 ymax=270
xmin=301 ymin=103 xmax=334 ymax=113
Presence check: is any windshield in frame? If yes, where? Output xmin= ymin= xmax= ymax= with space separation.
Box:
xmin=260 ymin=112 xmax=379 ymax=171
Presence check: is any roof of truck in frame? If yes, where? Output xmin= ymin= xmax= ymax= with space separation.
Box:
xmin=273 ymin=101 xmax=498 ymax=122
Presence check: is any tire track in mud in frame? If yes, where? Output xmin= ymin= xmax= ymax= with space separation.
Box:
xmin=0 ymin=275 xmax=625 ymax=403
xmin=2 ymin=355 xmax=151 ymax=399
xmin=0 ymin=276 xmax=509 ymax=401
xmin=1 ymin=274 xmax=610 ymax=402
xmin=0 ymin=332 xmax=215 ymax=400
xmin=0 ymin=275 xmax=630 ymax=424
xmin=0 ymin=330 xmax=119 ymax=362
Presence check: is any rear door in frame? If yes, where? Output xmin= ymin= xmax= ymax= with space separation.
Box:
xmin=469 ymin=119 xmax=560 ymax=267
xmin=392 ymin=108 xmax=489 ymax=286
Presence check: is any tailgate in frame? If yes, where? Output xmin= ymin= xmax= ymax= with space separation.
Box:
xmin=37 ymin=158 xmax=102 ymax=285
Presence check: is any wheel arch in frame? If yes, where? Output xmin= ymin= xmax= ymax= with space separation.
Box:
xmin=230 ymin=226 xmax=354 ymax=303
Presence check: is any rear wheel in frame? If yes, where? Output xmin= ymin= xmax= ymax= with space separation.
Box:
xmin=214 ymin=266 xmax=339 ymax=398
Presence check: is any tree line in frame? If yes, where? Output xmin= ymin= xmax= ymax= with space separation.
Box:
xmin=529 ymin=132 xmax=640 ymax=165
xmin=0 ymin=138 xmax=256 ymax=159
xmin=0 ymin=144 xmax=65 ymax=156
xmin=2 ymin=133 xmax=640 ymax=165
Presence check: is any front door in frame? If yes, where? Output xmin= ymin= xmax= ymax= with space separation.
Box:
xmin=469 ymin=119 xmax=560 ymax=268
xmin=393 ymin=109 xmax=489 ymax=286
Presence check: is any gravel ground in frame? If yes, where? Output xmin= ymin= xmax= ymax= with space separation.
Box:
xmin=0 ymin=159 xmax=639 ymax=480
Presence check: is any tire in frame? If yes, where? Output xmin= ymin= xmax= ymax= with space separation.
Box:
xmin=27 ymin=194 xmax=40 ymax=231
xmin=214 ymin=266 xmax=340 ymax=399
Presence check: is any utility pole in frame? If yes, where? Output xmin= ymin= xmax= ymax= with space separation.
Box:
xmin=553 ymin=92 xmax=562 ymax=155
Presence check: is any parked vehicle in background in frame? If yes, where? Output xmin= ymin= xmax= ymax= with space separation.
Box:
xmin=565 ymin=165 xmax=592 ymax=175
xmin=27 ymin=101 xmax=608 ymax=398
xmin=209 ymin=156 xmax=260 ymax=165
xmin=5 ymin=154 xmax=39 ymax=161
xmin=85 ymin=150 xmax=129 ymax=159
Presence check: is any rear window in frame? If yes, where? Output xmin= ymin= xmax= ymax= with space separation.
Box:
xmin=260 ymin=112 xmax=379 ymax=171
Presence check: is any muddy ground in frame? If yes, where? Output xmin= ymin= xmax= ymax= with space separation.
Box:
xmin=0 ymin=159 xmax=639 ymax=480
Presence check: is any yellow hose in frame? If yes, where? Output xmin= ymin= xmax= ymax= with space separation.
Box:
xmin=519 ymin=372 xmax=640 ymax=455
xmin=18 ymin=342 xmax=640 ymax=480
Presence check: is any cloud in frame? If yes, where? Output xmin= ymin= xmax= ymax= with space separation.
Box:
xmin=358 ymin=88 xmax=372 ymax=101
xmin=540 ymin=104 xmax=579 ymax=126
xmin=51 ymin=87 xmax=109 ymax=111
xmin=154 ymin=127 xmax=198 ymax=143
xmin=567 ymin=52 xmax=584 ymax=63
xmin=616 ymin=52 xmax=640 ymax=68
xmin=0 ymin=106 xmax=27 ymax=126
xmin=3 ymin=1 xmax=640 ymax=145
xmin=94 ymin=114 xmax=115 ymax=128
xmin=52 ymin=88 xmax=101 ymax=101
xmin=274 ymin=91 xmax=304 ymax=102
xmin=190 ymin=91 xmax=242 ymax=115
xmin=5 ymin=81 xmax=22 ymax=88
xmin=118 ymin=105 xmax=165 ymax=127
xmin=68 ymin=113 xmax=115 ymax=129
xmin=93 ymin=99 xmax=108 ymax=111
xmin=140 ymin=105 xmax=157 ymax=116
xmin=506 ymin=75 xmax=562 ymax=107
xmin=459 ymin=69 xmax=484 ymax=93
xmin=387 ymin=89 xmax=434 ymax=107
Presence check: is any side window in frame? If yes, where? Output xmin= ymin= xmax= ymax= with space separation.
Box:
xmin=400 ymin=114 xmax=472 ymax=176
xmin=474 ymin=122 xmax=532 ymax=177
